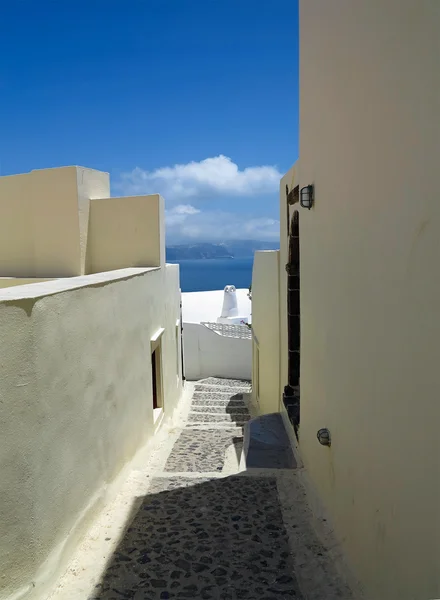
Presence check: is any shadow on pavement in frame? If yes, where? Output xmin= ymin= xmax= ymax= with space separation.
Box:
xmin=90 ymin=475 xmax=302 ymax=600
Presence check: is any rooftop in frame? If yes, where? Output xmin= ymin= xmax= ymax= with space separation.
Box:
xmin=182 ymin=288 xmax=251 ymax=324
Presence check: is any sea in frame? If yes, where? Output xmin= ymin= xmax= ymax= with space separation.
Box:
xmin=169 ymin=257 xmax=254 ymax=293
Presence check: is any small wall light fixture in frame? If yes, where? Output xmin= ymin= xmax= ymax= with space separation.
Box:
xmin=317 ymin=428 xmax=331 ymax=446
xmin=300 ymin=185 xmax=314 ymax=210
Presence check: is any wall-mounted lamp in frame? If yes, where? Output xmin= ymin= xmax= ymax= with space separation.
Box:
xmin=317 ymin=428 xmax=331 ymax=446
xmin=300 ymin=185 xmax=314 ymax=210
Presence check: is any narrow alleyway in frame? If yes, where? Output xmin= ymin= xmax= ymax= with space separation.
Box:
xmin=49 ymin=380 xmax=357 ymax=600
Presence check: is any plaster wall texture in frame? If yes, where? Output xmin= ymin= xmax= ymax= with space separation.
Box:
xmin=251 ymin=251 xmax=280 ymax=414
xmin=183 ymin=322 xmax=251 ymax=381
xmin=297 ymin=1 xmax=440 ymax=598
xmin=88 ymin=194 xmax=165 ymax=274
xmin=0 ymin=265 xmax=183 ymax=600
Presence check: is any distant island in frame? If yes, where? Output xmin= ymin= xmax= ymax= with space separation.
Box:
xmin=166 ymin=240 xmax=280 ymax=261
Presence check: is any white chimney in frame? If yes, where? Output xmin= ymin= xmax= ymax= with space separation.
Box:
xmin=217 ymin=285 xmax=248 ymax=325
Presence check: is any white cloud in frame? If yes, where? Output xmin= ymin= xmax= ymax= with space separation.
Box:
xmin=115 ymin=155 xmax=281 ymax=243
xmin=118 ymin=155 xmax=282 ymax=200
xmin=166 ymin=204 xmax=200 ymax=226
xmin=165 ymin=207 xmax=280 ymax=244
xmin=171 ymin=204 xmax=200 ymax=215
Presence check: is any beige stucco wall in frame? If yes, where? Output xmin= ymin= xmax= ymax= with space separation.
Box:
xmin=88 ymin=194 xmax=165 ymax=274
xmin=251 ymin=251 xmax=280 ymax=414
xmin=76 ymin=168 xmax=110 ymax=275
xmin=0 ymin=166 xmax=166 ymax=279
xmin=298 ymin=1 xmax=440 ymax=598
xmin=0 ymin=167 xmax=110 ymax=278
xmin=0 ymin=265 xmax=183 ymax=600
xmin=31 ymin=167 xmax=85 ymax=277
xmin=0 ymin=278 xmax=53 ymax=289
xmin=0 ymin=174 xmax=33 ymax=277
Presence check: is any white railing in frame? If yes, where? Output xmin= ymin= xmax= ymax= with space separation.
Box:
xmin=201 ymin=321 xmax=252 ymax=340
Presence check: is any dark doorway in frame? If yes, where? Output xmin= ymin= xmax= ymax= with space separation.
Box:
xmin=152 ymin=348 xmax=159 ymax=409
xmin=180 ymin=300 xmax=185 ymax=383
xmin=151 ymin=342 xmax=164 ymax=415
xmin=284 ymin=209 xmax=300 ymax=438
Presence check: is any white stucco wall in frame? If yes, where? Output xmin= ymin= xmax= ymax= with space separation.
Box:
xmin=0 ymin=265 xmax=183 ymax=600
xmin=182 ymin=289 xmax=251 ymax=324
xmin=251 ymin=251 xmax=280 ymax=414
xmin=297 ymin=1 xmax=440 ymax=598
xmin=183 ymin=322 xmax=251 ymax=381
xmin=181 ymin=289 xmax=252 ymax=381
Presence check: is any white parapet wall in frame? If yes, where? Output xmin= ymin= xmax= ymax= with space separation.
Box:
xmin=0 ymin=265 xmax=183 ymax=600
xmin=183 ymin=322 xmax=252 ymax=381
xmin=181 ymin=288 xmax=252 ymax=381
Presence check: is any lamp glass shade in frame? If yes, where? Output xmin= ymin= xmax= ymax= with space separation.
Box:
xmin=300 ymin=185 xmax=313 ymax=209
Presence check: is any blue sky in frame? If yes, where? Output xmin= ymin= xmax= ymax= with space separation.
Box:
xmin=0 ymin=0 xmax=299 ymax=243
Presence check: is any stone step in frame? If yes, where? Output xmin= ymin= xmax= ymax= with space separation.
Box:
xmin=198 ymin=377 xmax=251 ymax=389
xmin=164 ymin=429 xmax=243 ymax=473
xmin=188 ymin=413 xmax=248 ymax=426
xmin=192 ymin=391 xmax=246 ymax=401
xmin=194 ymin=385 xmax=248 ymax=395
xmin=191 ymin=399 xmax=247 ymax=409
xmin=191 ymin=405 xmax=250 ymax=415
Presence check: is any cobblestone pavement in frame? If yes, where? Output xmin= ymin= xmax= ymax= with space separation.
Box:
xmin=94 ymin=476 xmax=300 ymax=600
xmin=53 ymin=379 xmax=357 ymax=600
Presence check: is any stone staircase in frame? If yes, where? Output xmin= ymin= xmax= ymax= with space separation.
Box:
xmin=187 ymin=377 xmax=252 ymax=429
xmin=48 ymin=378 xmax=357 ymax=600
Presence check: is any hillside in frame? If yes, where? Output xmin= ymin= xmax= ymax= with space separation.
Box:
xmin=166 ymin=240 xmax=279 ymax=261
